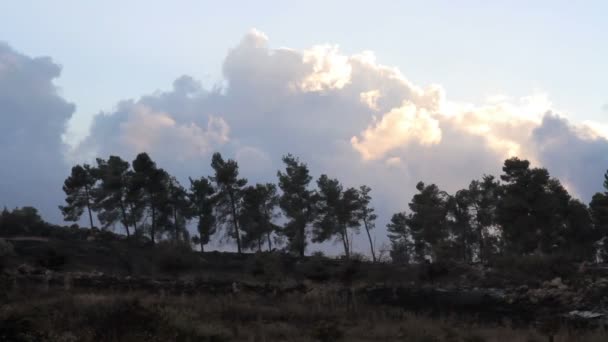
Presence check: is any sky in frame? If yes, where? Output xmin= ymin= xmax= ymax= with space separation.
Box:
xmin=1 ymin=1 xmax=608 ymax=254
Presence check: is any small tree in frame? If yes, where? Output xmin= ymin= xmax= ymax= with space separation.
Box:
xmin=59 ymin=164 xmax=97 ymax=228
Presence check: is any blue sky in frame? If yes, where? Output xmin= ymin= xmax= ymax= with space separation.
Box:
xmin=1 ymin=0 xmax=607 ymax=145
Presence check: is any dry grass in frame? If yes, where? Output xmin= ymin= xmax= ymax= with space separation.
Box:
xmin=1 ymin=289 xmax=606 ymax=342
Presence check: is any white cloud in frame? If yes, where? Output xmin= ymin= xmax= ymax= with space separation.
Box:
xmin=351 ymin=101 xmax=442 ymax=160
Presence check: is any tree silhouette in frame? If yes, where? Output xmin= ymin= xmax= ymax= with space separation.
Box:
xmin=239 ymin=183 xmax=280 ymax=251
xmin=59 ymin=164 xmax=97 ymax=229
xmin=93 ymin=156 xmax=135 ymax=236
xmin=357 ymin=185 xmax=377 ymax=262
xmin=167 ymin=177 xmax=191 ymax=242
xmin=131 ymin=153 xmax=170 ymax=244
xmin=497 ymin=158 xmax=571 ymax=254
xmin=189 ymin=177 xmax=216 ymax=253
xmin=313 ymin=175 xmax=360 ymax=259
xmin=210 ymin=152 xmax=247 ymax=254
xmin=406 ymin=182 xmax=450 ymax=261
xmin=277 ymin=154 xmax=316 ymax=257
xmin=387 ymin=212 xmax=412 ymax=263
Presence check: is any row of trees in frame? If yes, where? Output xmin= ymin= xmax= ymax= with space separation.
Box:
xmin=60 ymin=153 xmax=378 ymax=259
xmin=388 ymin=158 xmax=608 ymax=263
xmin=61 ymin=153 xmax=608 ymax=263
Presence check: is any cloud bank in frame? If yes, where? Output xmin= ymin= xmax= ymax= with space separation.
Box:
xmin=0 ymin=42 xmax=74 ymax=221
xmin=2 ymin=30 xmax=608 ymax=252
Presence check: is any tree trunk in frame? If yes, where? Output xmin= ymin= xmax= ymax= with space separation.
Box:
xmin=200 ymin=240 xmax=205 ymax=253
xmin=341 ymin=225 xmax=350 ymax=259
xmin=173 ymin=207 xmax=179 ymax=241
xmin=119 ymin=202 xmax=130 ymax=237
xmin=84 ymin=185 xmax=94 ymax=229
xmin=363 ymin=218 xmax=376 ymax=262
xmin=299 ymin=222 xmax=305 ymax=257
xmin=477 ymin=226 xmax=484 ymax=262
xmin=266 ymin=232 xmax=273 ymax=251
xmin=129 ymin=203 xmax=138 ymax=234
xmin=228 ymin=191 xmax=242 ymax=254
xmin=151 ymin=206 xmax=156 ymax=245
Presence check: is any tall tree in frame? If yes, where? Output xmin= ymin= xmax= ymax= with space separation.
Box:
xmin=93 ymin=156 xmax=136 ymax=236
xmin=406 ymin=182 xmax=450 ymax=261
xmin=210 ymin=152 xmax=247 ymax=254
xmin=562 ymin=199 xmax=597 ymax=261
xmin=239 ymin=183 xmax=280 ymax=251
xmin=167 ymin=177 xmax=191 ymax=242
xmin=59 ymin=164 xmax=97 ymax=229
xmin=387 ymin=212 xmax=413 ymax=264
xmin=277 ymin=154 xmax=316 ymax=257
xmin=131 ymin=153 xmax=170 ymax=244
xmin=590 ymin=170 xmax=608 ymax=260
xmin=466 ymin=175 xmax=501 ymax=262
xmin=447 ymin=189 xmax=474 ymax=262
xmin=357 ymin=185 xmax=378 ymax=262
xmin=497 ymin=158 xmax=571 ymax=255
xmin=189 ymin=177 xmax=216 ymax=253
xmin=313 ymin=175 xmax=361 ymax=259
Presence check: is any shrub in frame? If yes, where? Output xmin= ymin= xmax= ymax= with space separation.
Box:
xmin=300 ymin=256 xmax=331 ymax=282
xmin=490 ymin=254 xmax=576 ymax=282
xmin=155 ymin=240 xmax=200 ymax=274
xmin=37 ymin=246 xmax=67 ymax=271
xmin=0 ymin=238 xmax=14 ymax=270
xmin=312 ymin=320 xmax=344 ymax=342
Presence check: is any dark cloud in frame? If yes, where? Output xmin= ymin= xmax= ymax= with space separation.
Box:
xmin=532 ymin=113 xmax=608 ymax=199
xmin=0 ymin=42 xmax=75 ymax=221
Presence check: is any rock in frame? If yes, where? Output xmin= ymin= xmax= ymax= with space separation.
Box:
xmin=548 ymin=277 xmax=565 ymax=289
xmin=17 ymin=264 xmax=35 ymax=275
xmin=567 ymin=310 xmax=604 ymax=319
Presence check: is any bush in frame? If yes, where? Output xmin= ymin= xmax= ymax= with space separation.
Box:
xmin=247 ymin=252 xmax=284 ymax=281
xmin=155 ymin=241 xmax=200 ymax=274
xmin=312 ymin=320 xmax=344 ymax=342
xmin=490 ymin=254 xmax=576 ymax=282
xmin=300 ymin=255 xmax=331 ymax=282
xmin=0 ymin=238 xmax=14 ymax=270
xmin=37 ymin=246 xmax=67 ymax=271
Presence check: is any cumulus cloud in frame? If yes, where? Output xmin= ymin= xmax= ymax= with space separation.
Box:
xmin=0 ymin=42 xmax=74 ymax=221
xmin=69 ymin=29 xmax=608 ymax=252
xmin=351 ymin=101 xmax=442 ymax=160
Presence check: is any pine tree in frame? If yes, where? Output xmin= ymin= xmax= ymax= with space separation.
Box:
xmin=313 ymin=175 xmax=360 ymax=259
xmin=210 ymin=152 xmax=247 ymax=254
xmin=59 ymin=164 xmax=97 ymax=228
xmin=357 ymin=185 xmax=378 ymax=262
xmin=189 ymin=177 xmax=216 ymax=253
xmin=277 ymin=154 xmax=316 ymax=257
xmin=239 ymin=183 xmax=280 ymax=251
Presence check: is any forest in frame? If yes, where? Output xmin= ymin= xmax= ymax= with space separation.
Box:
xmin=9 ymin=151 xmax=605 ymax=264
